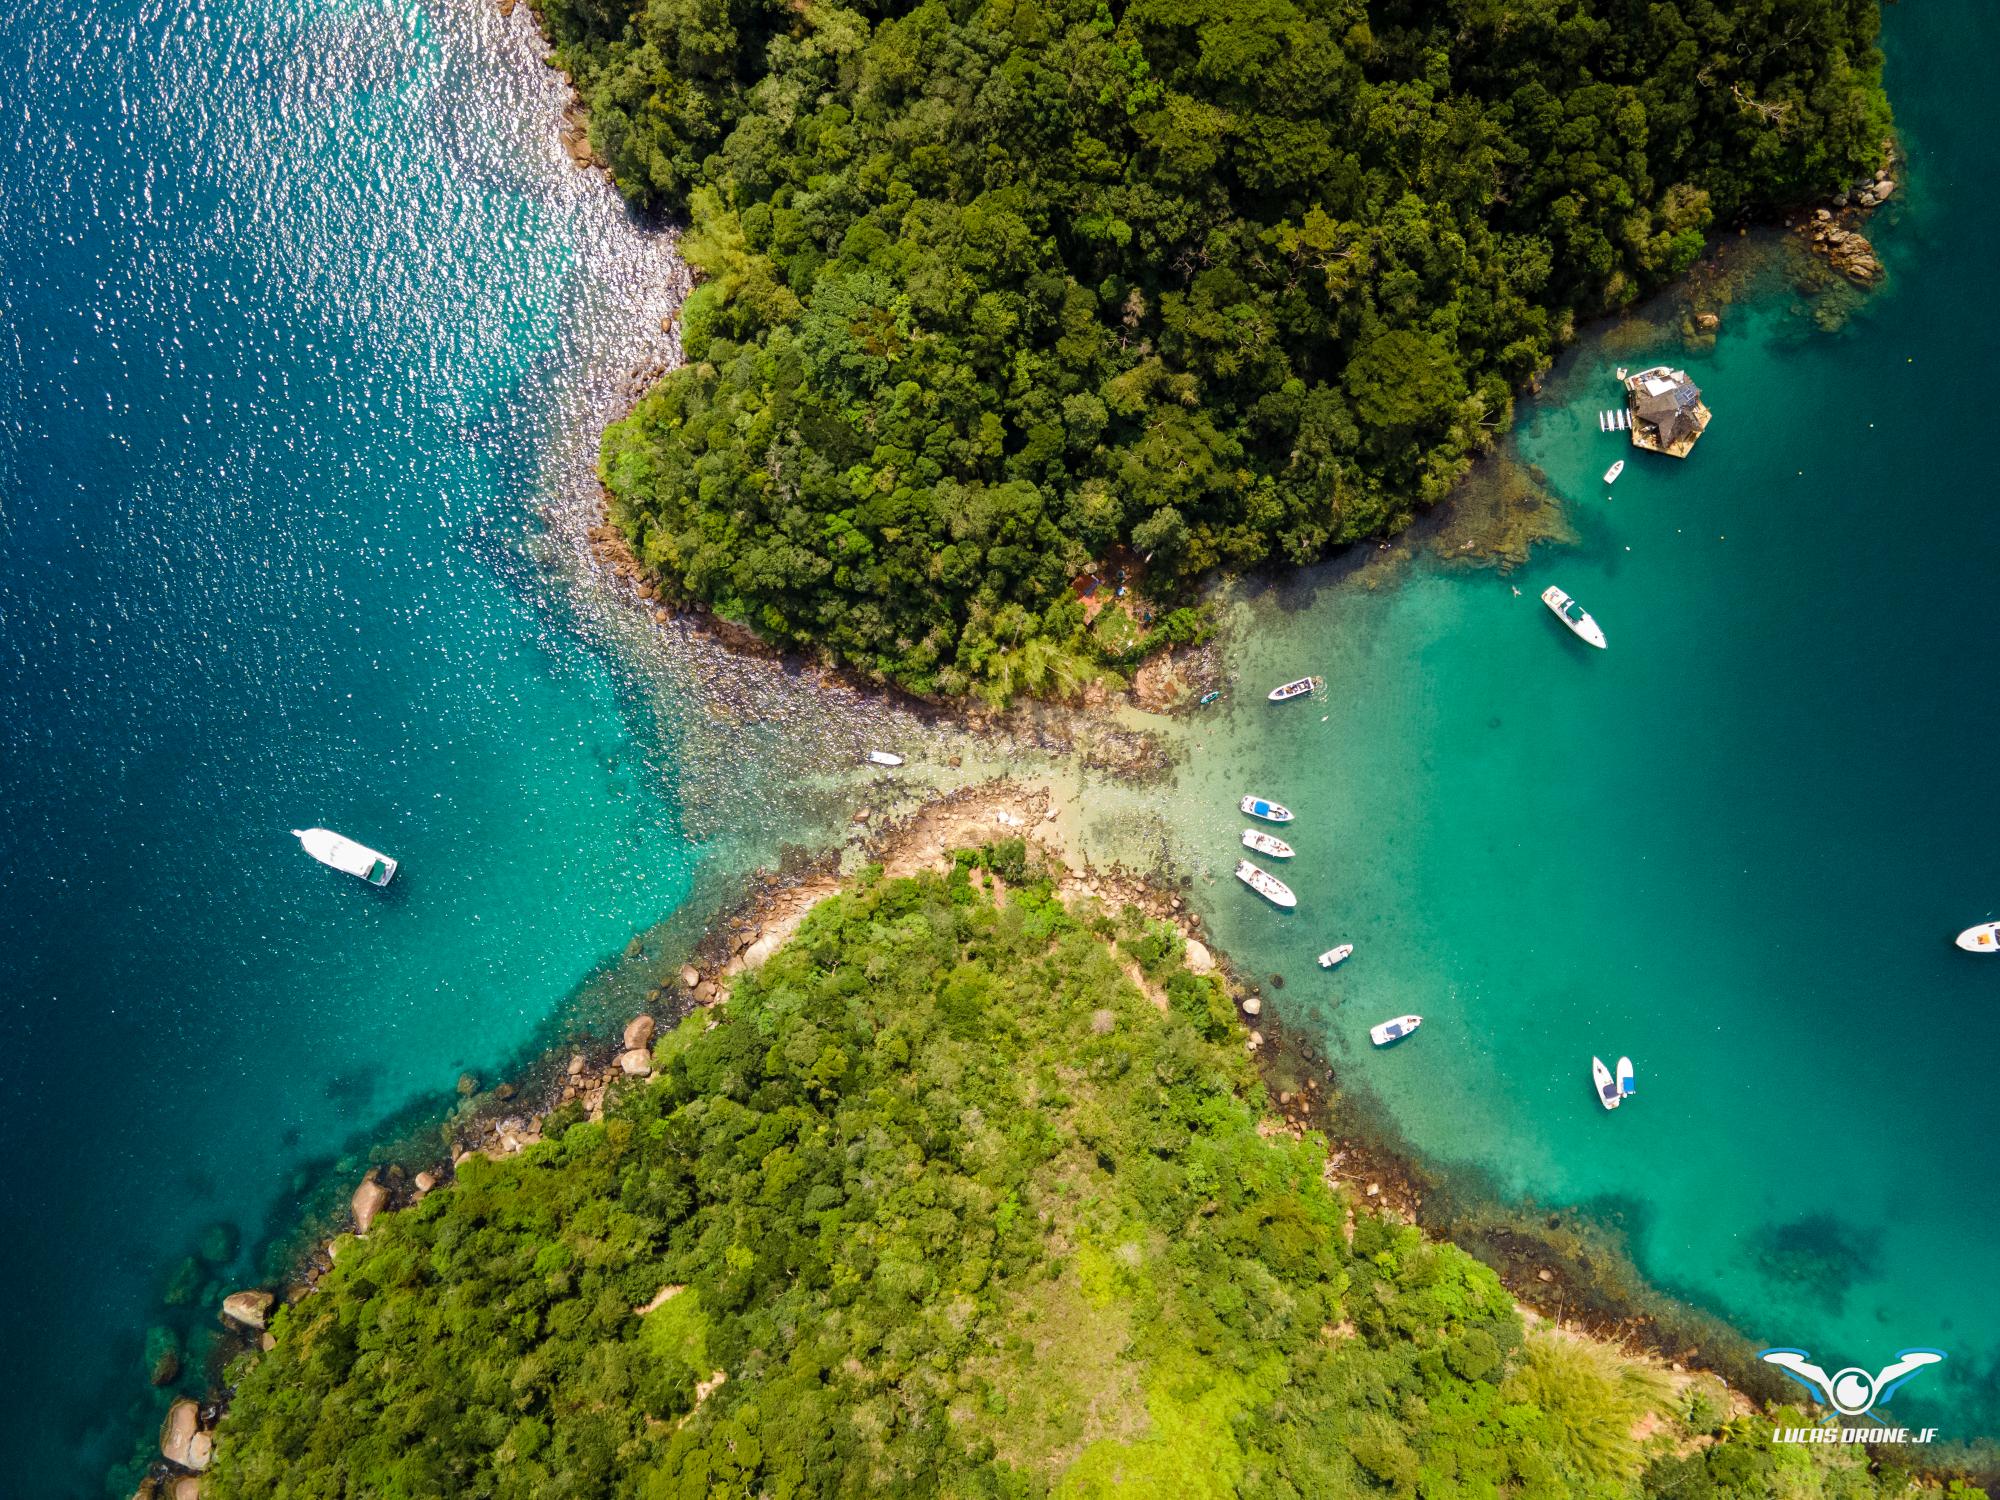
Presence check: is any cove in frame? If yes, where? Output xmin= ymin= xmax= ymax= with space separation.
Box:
xmin=1145 ymin=0 xmax=1999 ymax=1442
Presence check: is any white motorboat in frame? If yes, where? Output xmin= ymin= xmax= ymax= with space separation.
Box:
xmin=1369 ymin=1014 xmax=1421 ymax=1046
xmin=1541 ymin=585 xmax=1608 ymax=649
xmin=866 ymin=750 xmax=904 ymax=767
xmin=1592 ymin=1056 xmax=1621 ymax=1110
xmin=1268 ymin=676 xmax=1322 ymax=702
xmin=293 ymin=827 xmax=397 ymax=887
xmin=1241 ymin=829 xmax=1294 ymax=859
xmin=1235 ymin=859 xmax=1297 ymax=908
xmin=1616 ymin=1056 xmax=1636 ymax=1100
xmin=1240 ymin=795 xmax=1293 ymax=823
xmin=1955 ymin=922 xmax=2000 ymax=953
xmin=1317 ymin=943 xmax=1353 ymax=969
xmin=1603 ymin=459 xmax=1625 ymax=485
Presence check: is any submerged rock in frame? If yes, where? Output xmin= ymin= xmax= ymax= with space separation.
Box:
xmin=194 ymin=1221 xmax=240 ymax=1267
xmin=161 ymin=1256 xmax=205 ymax=1309
xmin=144 ymin=1326 xmax=182 ymax=1387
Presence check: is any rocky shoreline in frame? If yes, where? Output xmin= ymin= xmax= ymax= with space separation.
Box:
xmin=1791 ymin=135 xmax=1901 ymax=285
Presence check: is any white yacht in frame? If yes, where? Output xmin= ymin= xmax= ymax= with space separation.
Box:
xmin=1234 ymin=859 xmax=1297 ymax=908
xmin=1241 ymin=829 xmax=1294 ymax=859
xmin=1369 ymin=1014 xmax=1421 ymax=1046
xmin=1268 ymin=676 xmax=1322 ymax=702
xmin=1240 ymin=795 xmax=1294 ymax=823
xmin=1592 ymin=1056 xmax=1621 ymax=1110
xmin=1955 ymin=922 xmax=2000 ymax=953
xmin=1541 ymin=585 xmax=1608 ymax=649
xmin=1603 ymin=459 xmax=1625 ymax=485
xmin=293 ymin=828 xmax=397 ymax=887
xmin=1316 ymin=943 xmax=1353 ymax=969
xmin=1616 ymin=1056 xmax=1636 ymax=1100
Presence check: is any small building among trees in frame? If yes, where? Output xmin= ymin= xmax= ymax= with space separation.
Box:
xmin=1624 ymin=366 xmax=1711 ymax=457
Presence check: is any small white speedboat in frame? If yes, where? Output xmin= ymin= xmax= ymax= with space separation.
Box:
xmin=1955 ymin=922 xmax=2000 ymax=953
xmin=1603 ymin=459 xmax=1625 ymax=485
xmin=1592 ymin=1056 xmax=1621 ymax=1110
xmin=1370 ymin=1014 xmax=1421 ymax=1046
xmin=1317 ymin=943 xmax=1353 ymax=969
xmin=1268 ymin=676 xmax=1322 ymax=702
xmin=1241 ymin=829 xmax=1294 ymax=859
xmin=866 ymin=750 xmax=904 ymax=768
xmin=1616 ymin=1056 xmax=1636 ymax=1100
xmin=293 ymin=827 xmax=397 ymax=887
xmin=1235 ymin=859 xmax=1297 ymax=908
xmin=1240 ymin=795 xmax=1293 ymax=823
xmin=1541 ymin=585 xmax=1607 ymax=649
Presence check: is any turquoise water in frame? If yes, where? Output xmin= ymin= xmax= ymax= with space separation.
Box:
xmin=1163 ymin=2 xmax=2000 ymax=1439
xmin=0 ymin=0 xmax=906 ymax=1491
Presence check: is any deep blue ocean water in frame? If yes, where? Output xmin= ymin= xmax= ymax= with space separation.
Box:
xmin=0 ymin=0 xmax=892 ymax=1490
xmin=1161 ymin=0 xmax=2000 ymax=1444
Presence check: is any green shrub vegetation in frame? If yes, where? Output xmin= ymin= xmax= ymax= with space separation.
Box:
xmin=532 ymin=0 xmax=1890 ymax=697
xmin=203 ymin=855 xmax=1967 ymax=1497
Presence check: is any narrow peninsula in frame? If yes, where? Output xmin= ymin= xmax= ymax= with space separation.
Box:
xmin=162 ymin=796 xmax=1976 ymax=1498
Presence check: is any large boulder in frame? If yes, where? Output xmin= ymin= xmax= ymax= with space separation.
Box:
xmin=622 ymin=1014 xmax=657 ymax=1051
xmin=617 ymin=1048 xmax=653 ymax=1077
xmin=173 ymin=1480 xmax=201 ymax=1500
xmin=186 ymin=1432 xmax=213 ymax=1472
xmin=350 ymin=1173 xmax=388 ymax=1235
xmin=679 ymin=964 xmax=701 ymax=990
xmin=220 ymin=1290 xmax=274 ymax=1331
xmin=1183 ymin=938 xmax=1215 ymax=974
xmin=160 ymin=1398 xmax=200 ymax=1467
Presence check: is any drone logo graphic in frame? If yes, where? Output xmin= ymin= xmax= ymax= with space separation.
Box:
xmin=1758 ymin=1348 xmax=1946 ymax=1421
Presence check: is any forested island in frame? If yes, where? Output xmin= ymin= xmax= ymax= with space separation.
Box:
xmin=188 ymin=838 xmax=1975 ymax=1497
xmin=536 ymin=0 xmax=1890 ymax=697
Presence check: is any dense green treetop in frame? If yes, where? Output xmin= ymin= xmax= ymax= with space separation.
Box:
xmin=202 ymin=852 xmax=1959 ymax=1497
xmin=538 ymin=0 xmax=1889 ymax=699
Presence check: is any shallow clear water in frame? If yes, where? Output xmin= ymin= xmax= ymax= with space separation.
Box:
xmin=0 ymin=0 xmax=931 ymax=1490
xmin=1142 ymin=2 xmax=2000 ymax=1440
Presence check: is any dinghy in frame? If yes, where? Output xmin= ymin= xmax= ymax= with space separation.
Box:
xmin=1369 ymin=1014 xmax=1421 ymax=1046
xmin=1592 ymin=1056 xmax=1621 ymax=1110
xmin=1197 ymin=690 xmax=1222 ymax=706
xmin=293 ymin=827 xmax=397 ymax=887
xmin=1234 ymin=859 xmax=1297 ymax=908
xmin=1317 ymin=943 xmax=1353 ymax=969
xmin=1541 ymin=585 xmax=1608 ymax=649
xmin=1603 ymin=459 xmax=1625 ymax=485
xmin=1239 ymin=795 xmax=1293 ymax=823
xmin=1241 ymin=829 xmax=1294 ymax=859
xmin=1616 ymin=1056 xmax=1636 ymax=1099
xmin=866 ymin=750 xmax=904 ymax=767
xmin=1955 ymin=922 xmax=2000 ymax=952
xmin=1268 ymin=676 xmax=1322 ymax=702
